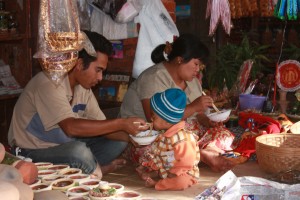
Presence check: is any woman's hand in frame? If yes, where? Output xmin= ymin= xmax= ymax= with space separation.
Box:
xmin=190 ymin=95 xmax=214 ymax=113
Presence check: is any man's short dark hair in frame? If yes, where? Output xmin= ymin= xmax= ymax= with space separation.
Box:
xmin=79 ymin=31 xmax=113 ymax=70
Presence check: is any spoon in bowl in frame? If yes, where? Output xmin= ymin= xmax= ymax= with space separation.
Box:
xmin=202 ymin=91 xmax=220 ymax=113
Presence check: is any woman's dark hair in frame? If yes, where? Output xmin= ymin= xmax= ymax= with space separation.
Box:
xmin=78 ymin=30 xmax=113 ymax=70
xmin=151 ymin=34 xmax=209 ymax=64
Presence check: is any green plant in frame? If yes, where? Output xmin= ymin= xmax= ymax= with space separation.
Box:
xmin=283 ymin=44 xmax=300 ymax=60
xmin=206 ymin=35 xmax=271 ymax=90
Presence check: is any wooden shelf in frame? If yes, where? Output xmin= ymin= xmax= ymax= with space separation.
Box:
xmin=0 ymin=33 xmax=26 ymax=42
xmin=0 ymin=93 xmax=20 ymax=101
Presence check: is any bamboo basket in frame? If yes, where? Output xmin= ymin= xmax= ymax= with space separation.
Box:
xmin=256 ymin=134 xmax=300 ymax=174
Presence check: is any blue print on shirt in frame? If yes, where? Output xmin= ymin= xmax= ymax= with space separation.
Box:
xmin=73 ymin=104 xmax=86 ymax=113
xmin=26 ymin=113 xmax=74 ymax=144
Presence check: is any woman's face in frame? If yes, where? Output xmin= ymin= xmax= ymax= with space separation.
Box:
xmin=179 ymin=58 xmax=204 ymax=81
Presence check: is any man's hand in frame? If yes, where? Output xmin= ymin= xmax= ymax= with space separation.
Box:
xmin=123 ymin=117 xmax=149 ymax=136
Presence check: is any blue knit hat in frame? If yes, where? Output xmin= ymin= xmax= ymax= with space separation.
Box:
xmin=150 ymin=88 xmax=187 ymax=124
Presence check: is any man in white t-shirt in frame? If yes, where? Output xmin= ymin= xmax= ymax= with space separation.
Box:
xmin=8 ymin=31 xmax=147 ymax=178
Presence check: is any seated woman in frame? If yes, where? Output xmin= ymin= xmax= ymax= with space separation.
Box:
xmin=120 ymin=34 xmax=235 ymax=172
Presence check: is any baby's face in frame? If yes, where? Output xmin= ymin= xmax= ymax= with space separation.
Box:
xmin=151 ymin=111 xmax=172 ymax=130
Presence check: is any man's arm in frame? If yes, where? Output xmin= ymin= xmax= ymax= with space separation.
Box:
xmin=59 ymin=117 xmax=147 ymax=138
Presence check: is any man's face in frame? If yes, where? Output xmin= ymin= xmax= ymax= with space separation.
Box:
xmin=79 ymin=52 xmax=108 ymax=89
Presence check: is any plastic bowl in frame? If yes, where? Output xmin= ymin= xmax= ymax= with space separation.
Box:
xmin=130 ymin=130 xmax=159 ymax=145
xmin=30 ymin=183 xmax=52 ymax=193
xmin=207 ymin=109 xmax=231 ymax=122
xmin=239 ymin=94 xmax=266 ymax=111
xmin=67 ymin=185 xmax=91 ymax=197
xmin=51 ymin=178 xmax=75 ymax=191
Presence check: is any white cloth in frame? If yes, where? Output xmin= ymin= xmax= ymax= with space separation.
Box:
xmin=132 ymin=0 xmax=179 ymax=78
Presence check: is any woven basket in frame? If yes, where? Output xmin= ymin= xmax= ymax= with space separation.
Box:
xmin=256 ymin=134 xmax=300 ymax=174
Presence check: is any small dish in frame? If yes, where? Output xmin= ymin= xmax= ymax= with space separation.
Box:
xmin=30 ymin=183 xmax=52 ymax=193
xmin=67 ymin=185 xmax=90 ymax=197
xmin=38 ymin=169 xmax=57 ymax=178
xmin=68 ymin=173 xmax=90 ymax=183
xmin=107 ymin=183 xmax=124 ymax=193
xmin=88 ymin=185 xmax=117 ymax=200
xmin=29 ymin=179 xmax=41 ymax=187
xmin=51 ymin=178 xmax=75 ymax=191
xmin=69 ymin=196 xmax=91 ymax=200
xmin=116 ymin=190 xmax=141 ymax=199
xmin=206 ymin=109 xmax=231 ymax=122
xmin=47 ymin=164 xmax=70 ymax=171
xmin=59 ymin=167 xmax=82 ymax=176
xmin=42 ymin=174 xmax=66 ymax=185
xmin=34 ymin=162 xmax=53 ymax=170
xmin=129 ymin=130 xmax=159 ymax=145
xmin=79 ymin=178 xmax=102 ymax=189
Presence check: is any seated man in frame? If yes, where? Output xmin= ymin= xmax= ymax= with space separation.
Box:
xmin=8 ymin=31 xmax=148 ymax=179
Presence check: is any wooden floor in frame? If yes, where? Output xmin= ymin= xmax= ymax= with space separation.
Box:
xmin=102 ymin=160 xmax=269 ymax=200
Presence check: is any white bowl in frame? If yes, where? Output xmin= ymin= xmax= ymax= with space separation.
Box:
xmin=68 ymin=173 xmax=90 ymax=183
xmin=107 ymin=183 xmax=124 ymax=193
xmin=67 ymin=185 xmax=90 ymax=197
xmin=47 ymin=164 xmax=70 ymax=171
xmin=51 ymin=178 xmax=75 ymax=191
xmin=130 ymin=130 xmax=159 ymax=145
xmin=58 ymin=167 xmax=82 ymax=176
xmin=30 ymin=183 xmax=52 ymax=193
xmin=38 ymin=169 xmax=57 ymax=178
xmin=69 ymin=196 xmax=91 ymax=200
xmin=79 ymin=179 xmax=102 ymax=189
xmin=88 ymin=186 xmax=117 ymax=200
xmin=206 ymin=109 xmax=231 ymax=122
xmin=34 ymin=162 xmax=53 ymax=170
xmin=116 ymin=190 xmax=141 ymax=199
xmin=42 ymin=174 xmax=66 ymax=185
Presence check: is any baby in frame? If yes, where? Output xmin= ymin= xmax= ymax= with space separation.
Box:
xmin=136 ymin=88 xmax=200 ymax=191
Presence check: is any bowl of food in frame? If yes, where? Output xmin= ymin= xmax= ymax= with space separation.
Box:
xmin=68 ymin=173 xmax=90 ymax=183
xmin=206 ymin=109 xmax=231 ymax=122
xmin=79 ymin=179 xmax=102 ymax=189
xmin=58 ymin=167 xmax=82 ymax=176
xmin=116 ymin=190 xmax=141 ymax=199
xmin=34 ymin=162 xmax=53 ymax=170
xmin=129 ymin=130 xmax=159 ymax=145
xmin=69 ymin=196 xmax=91 ymax=200
xmin=67 ymin=185 xmax=91 ymax=197
xmin=30 ymin=183 xmax=52 ymax=193
xmin=38 ymin=169 xmax=57 ymax=178
xmin=47 ymin=164 xmax=70 ymax=171
xmin=107 ymin=183 xmax=124 ymax=193
xmin=51 ymin=178 xmax=75 ymax=191
xmin=88 ymin=184 xmax=117 ymax=200
xmin=42 ymin=174 xmax=66 ymax=185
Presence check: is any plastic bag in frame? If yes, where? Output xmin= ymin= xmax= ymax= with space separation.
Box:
xmin=91 ymin=7 xmax=138 ymax=40
xmin=114 ymin=0 xmax=143 ymax=23
xmin=90 ymin=0 xmax=126 ymax=20
xmin=132 ymin=0 xmax=179 ymax=78
xmin=77 ymin=0 xmax=91 ymax=30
